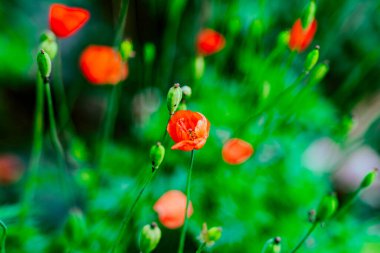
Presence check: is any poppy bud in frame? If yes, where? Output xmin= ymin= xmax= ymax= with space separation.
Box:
xmin=139 ymin=222 xmax=161 ymax=253
xmin=316 ymin=193 xmax=338 ymax=222
xmin=262 ymin=237 xmax=282 ymax=253
xmin=302 ymin=0 xmax=317 ymax=28
xmin=37 ymin=50 xmax=52 ymax=82
xmin=309 ymin=62 xmax=329 ymax=84
xmin=277 ymin=31 xmax=290 ymax=48
xmin=195 ymin=56 xmax=205 ymax=80
xmin=199 ymin=223 xmax=222 ymax=247
xmin=304 ymin=46 xmax=319 ymax=72
xmin=167 ymin=83 xmax=183 ymax=115
xmin=360 ymin=168 xmax=378 ymax=189
xmin=40 ymin=30 xmax=56 ymax=43
xmin=249 ymin=19 xmax=263 ymax=39
xmin=181 ymin=86 xmax=192 ymax=99
xmin=150 ymin=142 xmax=165 ymax=171
xmin=144 ymin=43 xmax=156 ymax=65
xmin=120 ymin=40 xmax=134 ymax=61
xmin=228 ymin=18 xmax=241 ymax=36
xmin=39 ymin=39 xmax=58 ymax=61
xmin=64 ymin=208 xmax=87 ymax=245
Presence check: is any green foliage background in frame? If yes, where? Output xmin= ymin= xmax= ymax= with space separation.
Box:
xmin=0 ymin=0 xmax=380 ymax=252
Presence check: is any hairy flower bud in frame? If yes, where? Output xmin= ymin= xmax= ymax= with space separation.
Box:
xmin=37 ymin=49 xmax=52 ymax=82
xmin=139 ymin=222 xmax=161 ymax=253
xmin=316 ymin=193 xmax=338 ymax=222
xmin=262 ymin=237 xmax=281 ymax=253
xmin=181 ymin=86 xmax=192 ymax=99
xmin=150 ymin=142 xmax=165 ymax=171
xmin=302 ymin=0 xmax=317 ymax=28
xmin=360 ymin=168 xmax=378 ymax=189
xmin=167 ymin=83 xmax=183 ymax=115
xmin=304 ymin=46 xmax=320 ymax=72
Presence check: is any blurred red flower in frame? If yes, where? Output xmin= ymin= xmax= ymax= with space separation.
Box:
xmin=0 ymin=154 xmax=24 ymax=185
xmin=167 ymin=110 xmax=210 ymax=151
xmin=197 ymin=29 xmax=225 ymax=56
xmin=288 ymin=19 xmax=317 ymax=52
xmin=153 ymin=190 xmax=193 ymax=229
xmin=49 ymin=3 xmax=90 ymax=38
xmin=222 ymin=138 xmax=254 ymax=165
xmin=79 ymin=45 xmax=128 ymax=85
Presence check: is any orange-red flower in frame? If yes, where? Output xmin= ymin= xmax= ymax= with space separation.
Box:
xmin=153 ymin=190 xmax=193 ymax=229
xmin=196 ymin=29 xmax=225 ymax=56
xmin=167 ymin=110 xmax=210 ymax=151
xmin=288 ymin=19 xmax=317 ymax=52
xmin=49 ymin=3 xmax=90 ymax=38
xmin=0 ymin=154 xmax=24 ymax=185
xmin=79 ymin=45 xmax=128 ymax=85
xmin=222 ymin=138 xmax=254 ymax=165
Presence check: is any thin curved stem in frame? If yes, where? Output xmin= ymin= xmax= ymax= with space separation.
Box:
xmin=98 ymin=0 xmax=129 ymax=167
xmin=0 ymin=220 xmax=7 ymax=253
xmin=290 ymin=222 xmax=318 ymax=253
xmin=19 ymin=74 xmax=45 ymax=225
xmin=178 ymin=150 xmax=195 ymax=253
xmin=109 ymin=170 xmax=157 ymax=253
xmin=45 ymin=80 xmax=65 ymax=170
xmin=196 ymin=242 xmax=206 ymax=253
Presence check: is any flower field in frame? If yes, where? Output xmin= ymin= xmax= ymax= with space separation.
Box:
xmin=0 ymin=0 xmax=379 ymax=252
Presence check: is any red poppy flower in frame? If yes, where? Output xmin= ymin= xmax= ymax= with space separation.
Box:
xmin=288 ymin=19 xmax=317 ymax=52
xmin=79 ymin=45 xmax=128 ymax=85
xmin=222 ymin=138 xmax=254 ymax=165
xmin=196 ymin=29 xmax=226 ymax=56
xmin=0 ymin=154 xmax=24 ymax=185
xmin=49 ymin=3 xmax=90 ymax=38
xmin=153 ymin=190 xmax=193 ymax=229
xmin=167 ymin=110 xmax=210 ymax=151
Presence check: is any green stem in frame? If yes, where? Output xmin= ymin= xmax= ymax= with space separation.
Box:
xmin=19 ymin=74 xmax=45 ymax=225
xmin=0 ymin=220 xmax=7 ymax=253
xmin=45 ymin=80 xmax=65 ymax=170
xmin=290 ymin=222 xmax=318 ymax=253
xmin=196 ymin=242 xmax=206 ymax=253
xmin=332 ymin=188 xmax=361 ymax=219
xmin=109 ymin=170 xmax=156 ymax=253
xmin=54 ymin=44 xmax=74 ymax=132
xmin=178 ymin=150 xmax=195 ymax=253
xmin=98 ymin=0 xmax=129 ymax=167
xmin=233 ymin=70 xmax=307 ymax=136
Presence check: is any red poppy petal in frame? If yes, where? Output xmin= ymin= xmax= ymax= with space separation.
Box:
xmin=197 ymin=29 xmax=225 ymax=56
xmin=289 ymin=19 xmax=304 ymax=51
xmin=300 ymin=19 xmax=317 ymax=52
xmin=49 ymin=3 xmax=90 ymax=38
xmin=222 ymin=138 xmax=254 ymax=165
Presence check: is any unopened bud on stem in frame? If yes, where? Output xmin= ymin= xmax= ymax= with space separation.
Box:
xmin=316 ymin=192 xmax=338 ymax=222
xmin=150 ymin=142 xmax=165 ymax=171
xmin=167 ymin=83 xmax=183 ymax=115
xmin=360 ymin=168 xmax=378 ymax=189
xmin=304 ymin=45 xmax=319 ymax=72
xmin=139 ymin=222 xmax=161 ymax=253
xmin=37 ymin=49 xmax=52 ymax=83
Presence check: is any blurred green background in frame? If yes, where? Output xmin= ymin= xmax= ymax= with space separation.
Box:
xmin=0 ymin=0 xmax=380 ymax=252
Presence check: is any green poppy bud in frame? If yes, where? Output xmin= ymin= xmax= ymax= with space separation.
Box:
xmin=199 ymin=223 xmax=223 ymax=247
xmin=37 ymin=49 xmax=52 ymax=82
xmin=40 ymin=30 xmax=56 ymax=42
xmin=250 ymin=19 xmax=263 ymax=38
xmin=195 ymin=56 xmax=205 ymax=80
xmin=228 ymin=17 xmax=241 ymax=36
xmin=207 ymin=227 xmax=222 ymax=243
xmin=309 ymin=62 xmax=329 ymax=85
xmin=181 ymin=86 xmax=192 ymax=99
xmin=39 ymin=40 xmax=58 ymax=61
xmin=64 ymin=208 xmax=87 ymax=245
xmin=360 ymin=168 xmax=378 ymax=189
xmin=316 ymin=193 xmax=338 ymax=222
xmin=139 ymin=222 xmax=161 ymax=253
xmin=150 ymin=142 xmax=165 ymax=171
xmin=277 ymin=31 xmax=290 ymax=48
xmin=262 ymin=237 xmax=281 ymax=253
xmin=304 ymin=46 xmax=320 ymax=72
xmin=144 ymin=43 xmax=156 ymax=65
xmin=120 ymin=40 xmax=134 ymax=61
xmin=301 ymin=0 xmax=316 ymax=28
xmin=167 ymin=83 xmax=183 ymax=115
